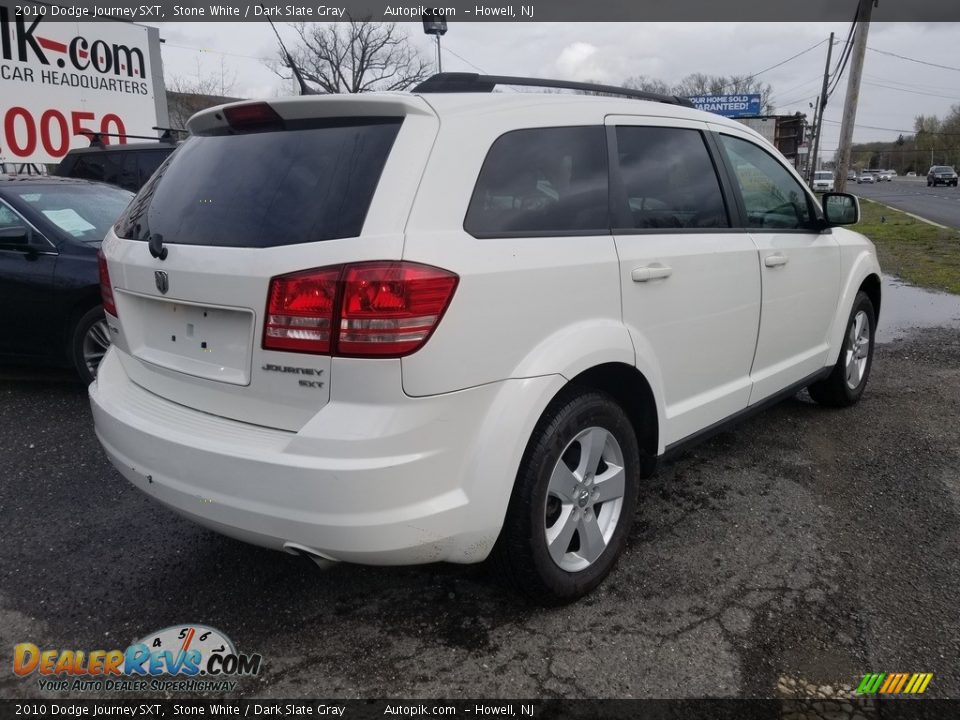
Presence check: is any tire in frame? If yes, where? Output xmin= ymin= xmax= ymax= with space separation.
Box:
xmin=70 ymin=305 xmax=111 ymax=385
xmin=490 ymin=389 xmax=640 ymax=604
xmin=808 ymin=291 xmax=876 ymax=407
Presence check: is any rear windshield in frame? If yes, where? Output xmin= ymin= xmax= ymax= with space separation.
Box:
xmin=114 ymin=118 xmax=401 ymax=247
xmin=815 ymin=172 xmax=831 ymax=179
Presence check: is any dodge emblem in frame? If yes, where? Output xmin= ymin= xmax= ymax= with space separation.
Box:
xmin=155 ymin=270 xmax=169 ymax=294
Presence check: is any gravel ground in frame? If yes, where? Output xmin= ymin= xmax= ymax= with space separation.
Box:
xmin=0 ymin=327 xmax=958 ymax=701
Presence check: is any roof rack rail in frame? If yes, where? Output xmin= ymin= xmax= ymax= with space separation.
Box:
xmin=413 ymin=72 xmax=695 ymax=108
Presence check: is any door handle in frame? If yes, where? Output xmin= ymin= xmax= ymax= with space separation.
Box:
xmin=631 ymin=265 xmax=673 ymax=282
xmin=764 ymin=254 xmax=789 ymax=268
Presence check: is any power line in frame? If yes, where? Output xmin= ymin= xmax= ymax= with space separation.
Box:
xmin=441 ymin=46 xmax=488 ymax=74
xmin=766 ymin=75 xmax=822 ymax=104
xmin=863 ymin=73 xmax=960 ymax=94
xmin=714 ymin=38 xmax=828 ymax=94
xmin=826 ymin=3 xmax=861 ymax=99
xmin=822 ymin=118 xmax=960 ymax=137
xmin=867 ymin=47 xmax=960 ymax=73
xmin=163 ymin=42 xmax=273 ymax=63
xmin=862 ymin=80 xmax=960 ymax=100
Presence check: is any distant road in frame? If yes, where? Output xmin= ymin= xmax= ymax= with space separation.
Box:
xmin=850 ymin=177 xmax=960 ymax=230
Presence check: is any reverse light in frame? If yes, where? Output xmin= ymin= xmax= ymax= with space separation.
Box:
xmin=97 ymin=249 xmax=117 ymax=317
xmin=262 ymin=262 xmax=458 ymax=358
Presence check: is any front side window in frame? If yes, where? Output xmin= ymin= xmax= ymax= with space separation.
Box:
xmin=464 ymin=126 xmax=608 ymax=237
xmin=614 ymin=126 xmax=729 ymax=230
xmin=720 ymin=135 xmax=813 ymax=230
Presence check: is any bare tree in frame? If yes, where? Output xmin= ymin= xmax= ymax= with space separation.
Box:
xmin=166 ymin=58 xmax=239 ymax=130
xmin=273 ymin=19 xmax=431 ymax=94
xmin=622 ymin=75 xmax=673 ymax=96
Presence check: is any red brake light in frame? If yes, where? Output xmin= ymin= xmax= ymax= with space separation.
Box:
xmin=263 ymin=267 xmax=340 ymax=354
xmin=338 ymin=262 xmax=459 ymax=357
xmin=223 ymin=102 xmax=283 ymax=132
xmin=97 ymin=249 xmax=117 ymax=317
xmin=262 ymin=262 xmax=458 ymax=357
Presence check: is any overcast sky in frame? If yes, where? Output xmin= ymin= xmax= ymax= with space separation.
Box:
xmin=151 ymin=21 xmax=960 ymax=157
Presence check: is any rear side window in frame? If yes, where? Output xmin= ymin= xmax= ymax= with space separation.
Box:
xmin=614 ymin=127 xmax=729 ymax=230
xmin=464 ymin=126 xmax=608 ymax=237
xmin=115 ymin=119 xmax=402 ymax=247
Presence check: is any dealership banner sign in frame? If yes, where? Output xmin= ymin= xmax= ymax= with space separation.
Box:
xmin=0 ymin=1 xmax=165 ymax=164
xmin=686 ymin=94 xmax=762 ymax=118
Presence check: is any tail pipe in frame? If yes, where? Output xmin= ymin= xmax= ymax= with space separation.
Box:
xmin=283 ymin=542 xmax=340 ymax=571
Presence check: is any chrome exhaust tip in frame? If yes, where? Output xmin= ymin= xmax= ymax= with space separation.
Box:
xmin=283 ymin=542 xmax=339 ymax=571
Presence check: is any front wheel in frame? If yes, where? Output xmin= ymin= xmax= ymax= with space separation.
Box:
xmin=808 ymin=291 xmax=876 ymax=407
xmin=491 ymin=390 xmax=640 ymax=604
xmin=71 ymin=305 xmax=111 ymax=385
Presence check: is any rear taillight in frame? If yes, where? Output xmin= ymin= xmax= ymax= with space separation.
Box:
xmin=97 ymin=249 xmax=117 ymax=317
xmin=263 ymin=267 xmax=340 ymax=354
xmin=262 ymin=262 xmax=458 ymax=358
xmin=338 ymin=262 xmax=459 ymax=356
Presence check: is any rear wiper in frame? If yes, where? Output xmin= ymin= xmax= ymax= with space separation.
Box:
xmin=149 ymin=233 xmax=168 ymax=260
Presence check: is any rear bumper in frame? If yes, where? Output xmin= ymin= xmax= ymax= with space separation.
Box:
xmin=90 ymin=349 xmax=563 ymax=565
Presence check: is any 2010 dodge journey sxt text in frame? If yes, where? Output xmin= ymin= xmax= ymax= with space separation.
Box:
xmin=90 ymin=73 xmax=881 ymax=602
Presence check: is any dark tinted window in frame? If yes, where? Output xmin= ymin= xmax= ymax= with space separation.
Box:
xmin=720 ymin=135 xmax=813 ymax=230
xmin=137 ymin=151 xmax=169 ymax=187
xmin=67 ymin=152 xmax=122 ymax=183
xmin=614 ymin=127 xmax=729 ymax=229
xmin=464 ymin=126 xmax=608 ymax=236
xmin=115 ymin=119 xmax=401 ymax=248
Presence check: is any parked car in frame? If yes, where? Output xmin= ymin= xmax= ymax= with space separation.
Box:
xmin=857 ymin=172 xmax=876 ymax=184
xmin=927 ymin=165 xmax=958 ymax=187
xmin=906 ymin=171 xmax=917 ymax=177
xmin=812 ymin=170 xmax=835 ymax=193
xmin=90 ymin=74 xmax=881 ymax=603
xmin=0 ymin=176 xmax=133 ymax=383
xmin=55 ymin=141 xmax=176 ymax=193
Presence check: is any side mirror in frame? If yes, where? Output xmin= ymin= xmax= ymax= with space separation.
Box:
xmin=0 ymin=226 xmax=31 ymax=247
xmin=822 ymin=193 xmax=860 ymax=226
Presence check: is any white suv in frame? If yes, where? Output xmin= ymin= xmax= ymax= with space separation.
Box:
xmin=91 ymin=73 xmax=881 ymax=603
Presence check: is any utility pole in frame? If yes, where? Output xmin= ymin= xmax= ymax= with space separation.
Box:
xmin=835 ymin=0 xmax=875 ymax=193
xmin=808 ymin=32 xmax=834 ymax=184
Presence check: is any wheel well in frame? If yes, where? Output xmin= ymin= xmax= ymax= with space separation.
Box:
xmin=63 ymin=290 xmax=102 ymax=353
xmin=568 ymin=363 xmax=659 ymax=476
xmin=860 ymin=273 xmax=881 ymax=319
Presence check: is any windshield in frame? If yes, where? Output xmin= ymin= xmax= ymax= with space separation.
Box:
xmin=6 ymin=183 xmax=133 ymax=242
xmin=114 ymin=118 xmax=402 ymax=248
xmin=815 ymin=172 xmax=831 ymax=180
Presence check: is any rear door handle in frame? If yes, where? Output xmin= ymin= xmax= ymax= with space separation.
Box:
xmin=764 ymin=254 xmax=789 ymax=268
xmin=631 ymin=265 xmax=673 ymax=282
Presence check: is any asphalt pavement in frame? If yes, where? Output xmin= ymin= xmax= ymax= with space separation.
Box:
xmin=851 ymin=177 xmax=960 ymax=229
xmin=1 ymin=317 xmax=959 ymax=702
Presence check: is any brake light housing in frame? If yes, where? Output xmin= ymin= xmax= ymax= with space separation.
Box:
xmin=263 ymin=262 xmax=458 ymax=358
xmin=97 ymin=249 xmax=117 ymax=317
xmin=223 ymin=102 xmax=283 ymax=132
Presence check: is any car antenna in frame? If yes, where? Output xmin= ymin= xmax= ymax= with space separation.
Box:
xmin=262 ymin=9 xmax=316 ymax=96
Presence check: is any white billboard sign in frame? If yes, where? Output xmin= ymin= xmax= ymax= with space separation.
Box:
xmin=0 ymin=3 xmax=165 ymax=165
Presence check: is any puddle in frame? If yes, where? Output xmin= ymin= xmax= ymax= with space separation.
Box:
xmin=876 ymin=275 xmax=960 ymax=343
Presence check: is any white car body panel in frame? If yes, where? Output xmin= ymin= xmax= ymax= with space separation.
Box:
xmin=91 ymin=91 xmax=882 ymax=565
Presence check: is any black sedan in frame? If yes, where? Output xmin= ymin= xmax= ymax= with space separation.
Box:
xmin=0 ymin=175 xmax=133 ymax=383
